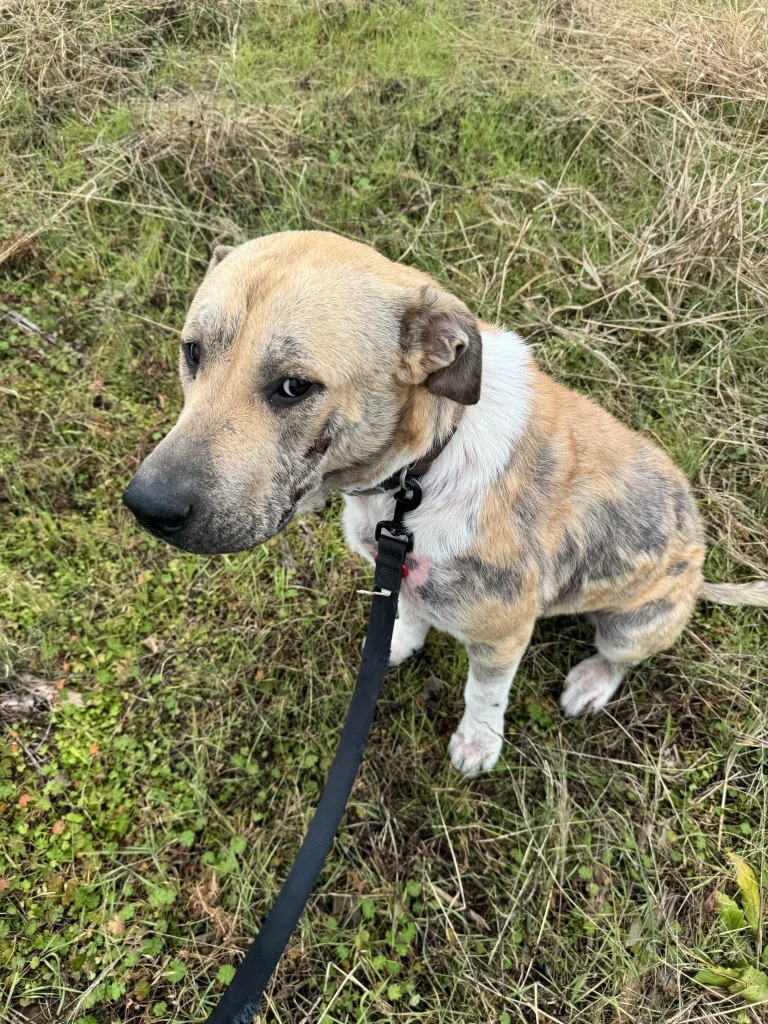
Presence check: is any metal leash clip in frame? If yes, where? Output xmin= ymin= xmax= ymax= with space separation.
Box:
xmin=374 ymin=471 xmax=422 ymax=553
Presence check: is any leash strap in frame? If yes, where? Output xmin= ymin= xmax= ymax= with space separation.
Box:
xmin=205 ymin=526 xmax=410 ymax=1024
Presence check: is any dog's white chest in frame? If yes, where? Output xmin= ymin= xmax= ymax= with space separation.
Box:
xmin=342 ymin=494 xmax=438 ymax=604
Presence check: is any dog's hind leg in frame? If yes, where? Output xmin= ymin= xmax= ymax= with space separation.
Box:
xmin=560 ymin=588 xmax=697 ymax=717
xmin=559 ymin=654 xmax=627 ymax=717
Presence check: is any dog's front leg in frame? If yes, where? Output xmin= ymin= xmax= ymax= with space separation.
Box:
xmin=389 ymin=592 xmax=431 ymax=666
xmin=448 ymin=633 xmax=532 ymax=776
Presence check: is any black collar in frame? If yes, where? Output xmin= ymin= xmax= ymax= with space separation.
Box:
xmin=349 ymin=425 xmax=457 ymax=497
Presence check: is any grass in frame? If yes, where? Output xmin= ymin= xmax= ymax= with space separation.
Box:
xmin=1 ymin=0 xmax=767 ymax=1021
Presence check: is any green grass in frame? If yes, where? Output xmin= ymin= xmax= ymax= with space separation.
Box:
xmin=1 ymin=1 xmax=767 ymax=1022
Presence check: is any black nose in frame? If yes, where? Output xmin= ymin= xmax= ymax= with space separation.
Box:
xmin=122 ymin=474 xmax=192 ymax=538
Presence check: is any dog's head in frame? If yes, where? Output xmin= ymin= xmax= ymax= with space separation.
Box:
xmin=122 ymin=231 xmax=482 ymax=553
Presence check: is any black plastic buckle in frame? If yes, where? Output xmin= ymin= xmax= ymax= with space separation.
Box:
xmin=374 ymin=475 xmax=422 ymax=553
xmin=374 ymin=519 xmax=414 ymax=553
xmin=393 ymin=475 xmax=423 ymax=514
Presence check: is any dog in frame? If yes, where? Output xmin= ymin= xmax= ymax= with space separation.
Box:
xmin=123 ymin=231 xmax=768 ymax=775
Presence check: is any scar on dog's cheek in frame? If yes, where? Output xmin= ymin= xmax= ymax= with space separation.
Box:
xmin=304 ymin=436 xmax=332 ymax=458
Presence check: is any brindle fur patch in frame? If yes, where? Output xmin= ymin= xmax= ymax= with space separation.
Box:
xmin=416 ymin=554 xmax=530 ymax=610
xmin=594 ymin=598 xmax=673 ymax=648
xmin=668 ymin=560 xmax=689 ymax=577
xmin=547 ymin=471 xmax=672 ymax=609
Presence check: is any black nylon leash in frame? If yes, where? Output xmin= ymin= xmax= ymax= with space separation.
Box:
xmin=204 ymin=478 xmax=422 ymax=1024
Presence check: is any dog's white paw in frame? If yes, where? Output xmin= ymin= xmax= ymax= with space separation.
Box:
xmin=388 ymin=618 xmax=427 ymax=666
xmin=448 ymin=717 xmax=503 ymax=776
xmin=560 ymin=654 xmax=625 ymax=718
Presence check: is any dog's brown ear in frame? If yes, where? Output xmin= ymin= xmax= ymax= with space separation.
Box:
xmin=400 ymin=285 xmax=482 ymax=405
xmin=204 ymin=244 xmax=234 ymax=278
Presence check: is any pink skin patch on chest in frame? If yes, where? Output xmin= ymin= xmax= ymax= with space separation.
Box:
xmin=363 ymin=535 xmax=431 ymax=600
xmin=403 ymin=554 xmax=431 ymax=599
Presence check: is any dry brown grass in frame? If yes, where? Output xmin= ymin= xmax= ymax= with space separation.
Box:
xmin=90 ymin=91 xmax=307 ymax=228
xmin=508 ymin=0 xmax=768 ymax=338
xmin=0 ymin=0 xmax=234 ymax=115
xmin=558 ymin=0 xmax=768 ymax=108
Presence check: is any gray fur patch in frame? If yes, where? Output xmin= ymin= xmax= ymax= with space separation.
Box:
xmin=466 ymin=641 xmax=497 ymax=659
xmin=184 ymin=307 xmax=241 ymax=359
xmin=509 ymin=441 xmax=559 ymax=533
xmin=667 ymin=560 xmax=689 ymax=577
xmin=258 ymin=336 xmax=311 ymax=387
xmin=324 ymin=404 xmax=407 ymax=487
xmin=594 ymin=598 xmax=673 ymax=648
xmin=417 ymin=554 xmax=526 ymax=609
xmin=670 ymin=482 xmax=698 ymax=532
xmin=474 ymin=665 xmax=509 ymax=685
xmin=548 ymin=469 xmax=672 ymax=608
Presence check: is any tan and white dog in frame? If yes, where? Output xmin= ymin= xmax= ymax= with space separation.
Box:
xmin=123 ymin=231 xmax=767 ymax=775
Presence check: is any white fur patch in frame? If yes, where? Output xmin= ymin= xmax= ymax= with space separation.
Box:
xmin=448 ymin=717 xmax=504 ymax=776
xmin=389 ymin=606 xmax=430 ymax=665
xmin=343 ymin=329 xmax=532 ymax=567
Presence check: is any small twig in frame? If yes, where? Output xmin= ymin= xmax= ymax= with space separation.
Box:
xmin=0 ymin=303 xmax=56 ymax=343
xmin=496 ymin=218 xmax=532 ymax=324
xmin=717 ymin=751 xmax=735 ymax=852
xmin=65 ymin=950 xmax=128 ymax=1022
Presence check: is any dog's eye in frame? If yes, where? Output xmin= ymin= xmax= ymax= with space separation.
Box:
xmin=183 ymin=342 xmax=201 ymax=368
xmin=281 ymin=378 xmax=312 ymax=398
xmin=268 ymin=377 xmax=323 ymax=408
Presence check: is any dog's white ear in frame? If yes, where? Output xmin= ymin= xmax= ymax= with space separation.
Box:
xmin=400 ymin=285 xmax=482 ymax=405
xmin=204 ymin=244 xmax=234 ymax=278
